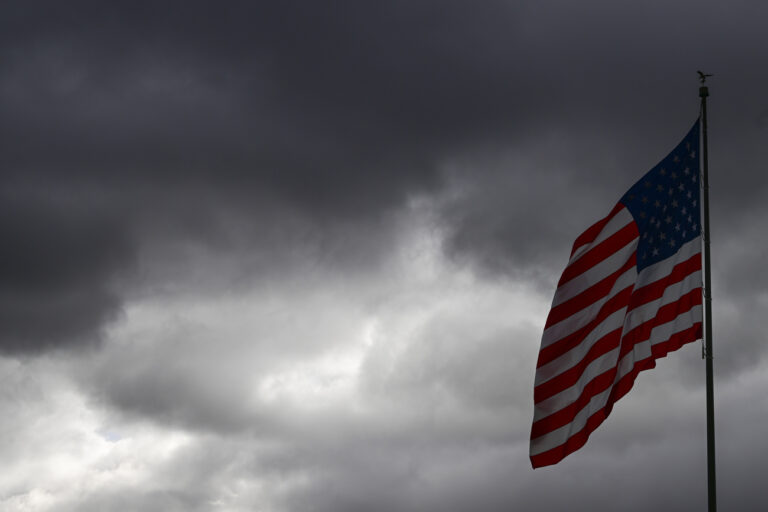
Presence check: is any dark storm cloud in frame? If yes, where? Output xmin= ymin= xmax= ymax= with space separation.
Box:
xmin=0 ymin=0 xmax=537 ymax=353
xmin=0 ymin=187 xmax=133 ymax=353
xmin=1 ymin=0 xmax=523 ymax=202
xmin=4 ymin=0 xmax=768 ymax=354
xmin=3 ymin=2 xmax=768 ymax=510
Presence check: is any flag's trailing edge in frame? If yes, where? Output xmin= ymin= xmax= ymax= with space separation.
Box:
xmin=530 ymin=121 xmax=703 ymax=468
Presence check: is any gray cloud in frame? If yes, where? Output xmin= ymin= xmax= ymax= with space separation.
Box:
xmin=3 ymin=0 xmax=767 ymax=319
xmin=2 ymin=1 xmax=768 ymax=511
xmin=0 ymin=188 xmax=133 ymax=353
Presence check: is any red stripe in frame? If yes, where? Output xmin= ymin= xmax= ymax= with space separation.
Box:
xmin=537 ymin=285 xmax=633 ymax=368
xmin=619 ymin=289 xmax=702 ymax=359
xmin=534 ymin=327 xmax=620 ymax=404
xmin=558 ymin=222 xmax=638 ymax=287
xmin=531 ymin=366 xmax=617 ymax=438
xmin=545 ymin=253 xmax=637 ymax=329
xmin=608 ymin=322 xmax=703 ymax=407
xmin=531 ymin=407 xmax=609 ymax=468
xmin=569 ymin=203 xmax=624 ymax=259
xmin=531 ymin=322 xmax=703 ymax=469
xmin=650 ymin=321 xmax=703 ymax=359
xmin=626 ymin=253 xmax=702 ymax=312
xmin=533 ymin=300 xmax=701 ymax=436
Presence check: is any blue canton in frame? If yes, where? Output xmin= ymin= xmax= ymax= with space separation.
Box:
xmin=620 ymin=121 xmax=701 ymax=271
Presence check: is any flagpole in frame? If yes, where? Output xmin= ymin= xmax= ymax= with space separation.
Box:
xmin=699 ymin=76 xmax=716 ymax=512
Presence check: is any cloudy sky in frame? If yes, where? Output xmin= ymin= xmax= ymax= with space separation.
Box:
xmin=2 ymin=1 xmax=767 ymax=510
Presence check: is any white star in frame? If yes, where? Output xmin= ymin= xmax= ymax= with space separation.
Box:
xmin=678 ymin=183 xmax=685 ymax=191
xmin=673 ymin=155 xmax=680 ymax=163
xmin=671 ymin=171 xmax=678 ymax=179
xmin=682 ymin=230 xmax=687 ymax=237
xmin=653 ymin=248 xmax=659 ymax=256
xmin=660 ymin=232 xmax=667 ymax=240
xmin=688 ymin=215 xmax=693 ymax=223
xmin=672 ymin=200 xmax=679 ymax=208
xmin=692 ymin=175 xmax=697 ymax=182
xmin=670 ymin=239 xmax=676 ymax=248
xmin=687 ymin=190 xmax=692 ymax=199
xmin=690 ymin=150 xmax=696 ymax=158
xmin=675 ymin=223 xmax=681 ymax=231
xmin=692 ymin=223 xmax=698 ymax=231
xmin=682 ymin=207 xmax=687 ymax=214
xmin=684 ymin=167 xmax=690 ymax=175
xmin=665 ymin=215 xmax=672 ymax=224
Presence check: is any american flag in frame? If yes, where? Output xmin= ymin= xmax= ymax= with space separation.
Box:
xmin=530 ymin=121 xmax=703 ymax=468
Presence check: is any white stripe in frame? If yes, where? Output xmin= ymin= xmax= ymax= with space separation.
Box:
xmin=634 ymin=236 xmax=701 ymax=288
xmin=541 ymin=263 xmax=637 ymax=349
xmin=545 ymin=237 xmax=699 ymax=349
xmin=535 ymin=305 xmax=626 ymax=386
xmin=568 ymin=207 xmax=634 ymax=265
xmin=552 ymin=238 xmax=637 ymax=308
xmin=533 ymin=346 xmax=619 ymax=421
xmin=531 ymin=306 xmax=702 ymax=456
xmin=530 ymin=385 xmax=612 ymax=455
xmin=540 ymin=249 xmax=696 ymax=383
xmin=534 ymin=297 xmax=702 ymax=424
xmin=650 ymin=303 xmax=702 ymax=347
xmin=615 ymin=304 xmax=702 ymax=380
xmin=623 ymin=270 xmax=702 ymax=333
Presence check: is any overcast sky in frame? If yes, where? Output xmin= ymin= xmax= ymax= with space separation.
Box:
xmin=2 ymin=1 xmax=768 ymax=511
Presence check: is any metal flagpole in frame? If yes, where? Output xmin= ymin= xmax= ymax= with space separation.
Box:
xmin=698 ymin=72 xmax=716 ymax=512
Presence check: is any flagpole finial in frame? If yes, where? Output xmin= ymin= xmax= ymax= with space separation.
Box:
xmin=697 ymin=70 xmax=713 ymax=84
xmin=698 ymin=71 xmax=711 ymax=98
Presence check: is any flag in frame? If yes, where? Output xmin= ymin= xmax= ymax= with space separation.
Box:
xmin=530 ymin=121 xmax=703 ymax=468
